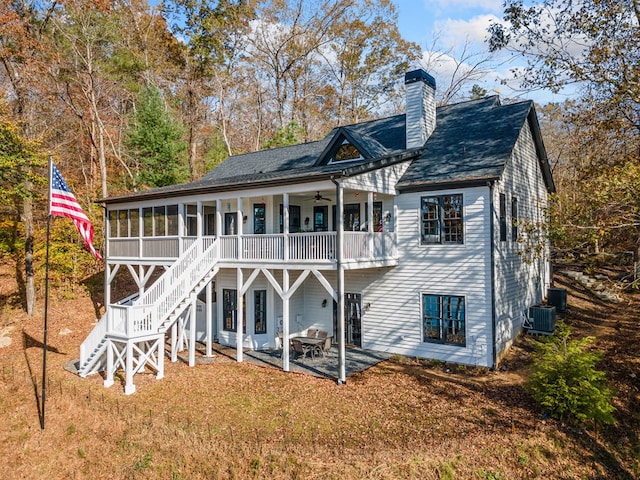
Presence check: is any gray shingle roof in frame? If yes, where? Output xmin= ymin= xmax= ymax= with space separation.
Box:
xmin=398 ymin=96 xmax=540 ymax=190
xmin=102 ymin=94 xmax=553 ymax=204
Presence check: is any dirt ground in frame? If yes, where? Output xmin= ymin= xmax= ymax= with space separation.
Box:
xmin=0 ymin=264 xmax=638 ymax=479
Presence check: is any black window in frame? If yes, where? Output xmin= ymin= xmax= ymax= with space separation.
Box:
xmin=365 ymin=201 xmax=383 ymax=232
xmin=279 ymin=204 xmax=301 ymax=233
xmin=254 ymin=290 xmax=267 ymax=334
xmin=203 ymin=206 xmax=216 ymax=236
xmin=422 ymin=294 xmax=466 ymax=346
xmin=499 ymin=193 xmax=507 ymax=242
xmin=511 ymin=196 xmax=518 ymax=241
xmin=344 ymin=203 xmax=361 ymax=231
xmin=222 ymin=289 xmax=246 ymax=333
xmin=420 ymin=194 xmax=463 ymax=244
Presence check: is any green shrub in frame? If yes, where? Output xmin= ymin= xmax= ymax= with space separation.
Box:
xmin=527 ymin=325 xmax=615 ymax=425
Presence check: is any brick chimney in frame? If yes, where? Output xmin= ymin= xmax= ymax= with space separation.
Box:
xmin=405 ymin=69 xmax=436 ymax=149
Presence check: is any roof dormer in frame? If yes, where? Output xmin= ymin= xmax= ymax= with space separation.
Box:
xmin=316 ymin=126 xmax=389 ymax=166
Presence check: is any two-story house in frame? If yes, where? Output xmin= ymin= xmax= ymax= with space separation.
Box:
xmin=78 ymin=69 xmax=555 ymax=394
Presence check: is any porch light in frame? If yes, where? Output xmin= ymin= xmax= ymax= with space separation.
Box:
xmin=243 ymin=215 xmax=248 ymax=223
xmin=384 ymin=212 xmax=391 ymax=224
xmin=322 ymin=299 xmax=327 ymax=308
xmin=304 ymin=217 xmax=310 ymax=227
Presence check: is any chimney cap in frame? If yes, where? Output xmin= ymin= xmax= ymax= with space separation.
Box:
xmin=404 ymin=69 xmax=436 ymax=88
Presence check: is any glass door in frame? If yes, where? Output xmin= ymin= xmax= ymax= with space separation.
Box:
xmin=333 ymin=293 xmax=362 ymax=347
xmin=313 ymin=205 xmax=328 ymax=232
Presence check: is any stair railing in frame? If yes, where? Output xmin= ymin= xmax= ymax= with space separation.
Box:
xmin=153 ymin=238 xmax=219 ymax=332
xmin=79 ymin=312 xmax=108 ymax=373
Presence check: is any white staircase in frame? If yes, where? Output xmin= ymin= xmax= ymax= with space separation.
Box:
xmin=78 ymin=238 xmax=219 ymax=380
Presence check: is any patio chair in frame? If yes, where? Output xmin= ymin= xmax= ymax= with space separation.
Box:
xmin=317 ymin=336 xmax=332 ymax=357
xmin=306 ymin=328 xmax=318 ymax=338
xmin=291 ymin=339 xmax=312 ymax=360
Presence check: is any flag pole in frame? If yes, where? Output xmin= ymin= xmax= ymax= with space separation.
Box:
xmin=41 ymin=156 xmax=53 ymax=430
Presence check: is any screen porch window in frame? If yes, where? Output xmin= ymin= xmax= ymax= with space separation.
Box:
xmin=420 ymin=194 xmax=463 ymax=244
xmin=186 ymin=204 xmax=197 ymax=236
xmin=142 ymin=205 xmax=179 ymax=236
xmin=422 ymin=294 xmax=466 ymax=346
xmin=108 ymin=209 xmax=139 ymax=237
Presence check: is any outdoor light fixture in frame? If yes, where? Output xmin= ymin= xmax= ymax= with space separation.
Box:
xmin=322 ymin=299 xmax=327 ymax=308
xmin=305 ymin=217 xmax=310 ymax=227
xmin=243 ymin=215 xmax=248 ymax=223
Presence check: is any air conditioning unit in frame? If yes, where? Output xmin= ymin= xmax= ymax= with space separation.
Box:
xmin=547 ymin=288 xmax=567 ymax=313
xmin=528 ymin=305 xmax=556 ymax=333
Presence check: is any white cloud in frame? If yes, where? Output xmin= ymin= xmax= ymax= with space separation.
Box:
xmin=435 ymin=14 xmax=502 ymax=51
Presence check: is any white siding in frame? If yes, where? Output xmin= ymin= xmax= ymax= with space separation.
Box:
xmin=492 ymin=121 xmax=551 ymax=360
xmin=341 ymin=162 xmax=412 ymax=195
xmin=352 ymin=186 xmax=494 ymax=366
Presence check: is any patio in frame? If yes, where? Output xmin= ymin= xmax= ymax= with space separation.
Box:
xmin=195 ymin=342 xmax=392 ymax=380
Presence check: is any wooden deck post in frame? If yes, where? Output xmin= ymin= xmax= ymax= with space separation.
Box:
xmin=282 ymin=269 xmax=290 ymax=372
xmin=336 ymin=182 xmax=346 ymax=384
xmin=124 ymin=340 xmax=135 ymax=395
xmin=205 ymin=280 xmax=213 ymax=357
xmin=236 ymin=267 xmax=244 ymax=363
xmin=189 ymin=292 xmax=197 ymax=367
xmin=104 ymin=339 xmax=114 ymax=387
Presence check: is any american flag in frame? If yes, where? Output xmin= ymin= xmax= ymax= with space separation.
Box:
xmin=49 ymin=162 xmax=102 ymax=260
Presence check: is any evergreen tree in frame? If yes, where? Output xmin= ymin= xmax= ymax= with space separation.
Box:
xmin=126 ymin=85 xmax=188 ymax=188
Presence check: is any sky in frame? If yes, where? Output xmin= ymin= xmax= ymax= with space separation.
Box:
xmin=393 ymin=0 xmax=575 ymax=104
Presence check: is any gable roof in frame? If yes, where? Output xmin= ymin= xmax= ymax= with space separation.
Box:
xmin=101 ymin=95 xmax=554 ymax=204
xmin=397 ymin=96 xmax=554 ymax=192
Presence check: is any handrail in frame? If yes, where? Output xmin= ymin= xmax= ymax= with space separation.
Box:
xmin=152 ymin=238 xmax=219 ymax=332
xmin=133 ymin=237 xmax=216 ymax=308
xmin=79 ymin=312 xmax=108 ymax=372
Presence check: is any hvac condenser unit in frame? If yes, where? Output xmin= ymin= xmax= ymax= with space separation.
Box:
xmin=528 ymin=305 xmax=556 ymax=333
xmin=547 ymin=287 xmax=567 ymax=313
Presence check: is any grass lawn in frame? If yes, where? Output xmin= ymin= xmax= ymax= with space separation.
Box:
xmin=0 ymin=269 xmax=638 ymax=479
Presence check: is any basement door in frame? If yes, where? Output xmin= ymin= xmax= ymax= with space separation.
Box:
xmin=333 ymin=293 xmax=362 ymax=347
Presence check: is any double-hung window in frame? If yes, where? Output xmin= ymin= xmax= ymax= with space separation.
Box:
xmin=420 ymin=194 xmax=463 ymax=244
xmin=422 ymin=294 xmax=466 ymax=346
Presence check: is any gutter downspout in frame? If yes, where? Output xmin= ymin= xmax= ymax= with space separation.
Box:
xmin=489 ymin=181 xmax=497 ymax=370
xmin=331 ymin=175 xmax=346 ymax=384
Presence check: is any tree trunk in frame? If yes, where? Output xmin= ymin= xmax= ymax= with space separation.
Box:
xmin=634 ymin=235 xmax=640 ymax=284
xmin=23 ymin=181 xmax=36 ymax=317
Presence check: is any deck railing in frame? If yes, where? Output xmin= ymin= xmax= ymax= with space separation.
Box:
xmin=108 ymin=232 xmax=396 ymax=262
xmin=289 ymin=232 xmax=335 ymax=260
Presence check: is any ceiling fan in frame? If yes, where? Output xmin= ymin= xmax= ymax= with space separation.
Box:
xmin=312 ymin=191 xmax=332 ymax=202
